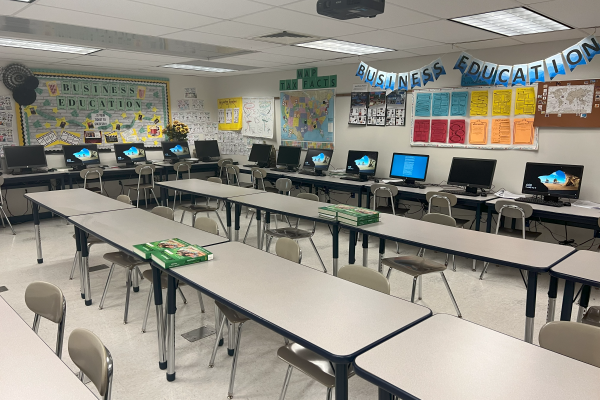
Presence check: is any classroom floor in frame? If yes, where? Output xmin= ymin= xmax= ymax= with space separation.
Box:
xmin=1 ymin=207 xmax=597 ymax=399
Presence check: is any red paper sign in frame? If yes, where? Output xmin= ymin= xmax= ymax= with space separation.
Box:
xmin=430 ymin=119 xmax=448 ymax=143
xmin=413 ymin=119 xmax=430 ymax=142
xmin=449 ymin=119 xmax=466 ymax=144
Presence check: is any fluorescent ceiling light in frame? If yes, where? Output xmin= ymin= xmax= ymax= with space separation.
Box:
xmin=451 ymin=7 xmax=570 ymax=37
xmin=295 ymin=39 xmax=394 ymax=55
xmin=12 ymin=0 xmax=36 ymax=3
xmin=162 ymin=64 xmax=237 ymax=73
xmin=0 ymin=37 xmax=100 ymax=54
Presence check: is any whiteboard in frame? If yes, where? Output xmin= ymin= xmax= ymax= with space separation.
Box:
xmin=241 ymin=97 xmax=274 ymax=138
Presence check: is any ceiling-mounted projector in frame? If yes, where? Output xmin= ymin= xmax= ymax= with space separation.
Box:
xmin=317 ymin=0 xmax=385 ymax=20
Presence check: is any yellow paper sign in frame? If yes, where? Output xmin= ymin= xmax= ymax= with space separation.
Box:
xmin=469 ymin=119 xmax=488 ymax=144
xmin=470 ymin=91 xmax=489 ymax=116
xmin=492 ymin=90 xmax=512 ymax=116
xmin=515 ymin=87 xmax=536 ymax=115
xmin=491 ymin=119 xmax=511 ymax=144
xmin=513 ymin=118 xmax=535 ymax=144
xmin=218 ymin=97 xmax=243 ymax=131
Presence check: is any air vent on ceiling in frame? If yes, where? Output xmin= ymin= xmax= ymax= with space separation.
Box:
xmin=253 ymin=31 xmax=322 ymax=45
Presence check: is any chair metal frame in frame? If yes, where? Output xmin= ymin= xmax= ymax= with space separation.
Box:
xmin=371 ymin=184 xmax=400 ymax=253
xmin=126 ymin=164 xmax=159 ymax=208
xmin=170 ymin=161 xmax=191 ymax=210
xmin=81 ymin=168 xmax=105 ymax=196
xmin=31 ymin=291 xmax=67 ymax=358
xmin=0 ymin=176 xmax=15 ymax=234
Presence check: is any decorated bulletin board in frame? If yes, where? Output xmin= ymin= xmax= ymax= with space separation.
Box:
xmin=411 ymin=85 xmax=538 ymax=151
xmin=534 ymin=79 xmax=600 ymax=128
xmin=16 ymin=70 xmax=170 ymax=150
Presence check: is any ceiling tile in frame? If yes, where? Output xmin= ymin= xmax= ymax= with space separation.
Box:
xmin=407 ymin=44 xmax=463 ymax=55
xmin=206 ymin=55 xmax=286 ymax=68
xmin=130 ymin=0 xmax=273 ymax=20
xmin=160 ymin=31 xmax=278 ymax=51
xmin=221 ymin=50 xmax=318 ymax=64
xmin=513 ymin=29 xmax=590 ymax=43
xmin=387 ymin=0 xmax=522 ymax=19
xmin=261 ymin=45 xmax=351 ymax=60
xmin=193 ymin=21 xmax=279 ymax=39
xmin=251 ymin=0 xmax=297 ymax=5
xmin=361 ymin=50 xmax=419 ymax=61
xmin=0 ymin=0 xmax=30 ymax=16
xmin=337 ymin=30 xmax=441 ymax=50
xmin=234 ymin=8 xmax=374 ymax=38
xmin=530 ymin=0 xmax=600 ymax=28
xmin=91 ymin=50 xmax=193 ymax=63
xmin=457 ymin=37 xmax=523 ymax=50
xmin=389 ymin=20 xmax=501 ymax=43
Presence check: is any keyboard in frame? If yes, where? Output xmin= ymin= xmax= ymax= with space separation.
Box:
xmin=243 ymin=164 xmax=258 ymax=168
xmin=441 ymin=190 xmax=481 ymax=197
xmin=271 ymin=167 xmax=295 ymax=172
xmin=515 ymin=197 xmax=564 ymax=208
xmin=340 ymin=175 xmax=364 ymax=182
xmin=390 ymin=181 xmax=426 ymax=189
xmin=298 ymin=169 xmax=319 ymax=176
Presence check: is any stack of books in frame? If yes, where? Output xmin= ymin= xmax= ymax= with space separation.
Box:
xmin=318 ymin=204 xmax=380 ymax=226
xmin=133 ymin=238 xmax=213 ymax=268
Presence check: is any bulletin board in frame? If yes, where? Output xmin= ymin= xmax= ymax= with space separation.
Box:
xmin=534 ymin=79 xmax=600 ymax=128
xmin=410 ymin=85 xmax=538 ymax=151
xmin=16 ymin=70 xmax=170 ymax=151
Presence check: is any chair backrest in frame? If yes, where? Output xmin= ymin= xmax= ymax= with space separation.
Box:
xmin=495 ymin=199 xmax=533 ymax=219
xmin=338 ymin=265 xmax=390 ymax=294
xmin=116 ymin=194 xmax=131 ymax=204
xmin=207 ymin=177 xmax=222 ymax=184
xmin=427 ymin=192 xmax=457 ymax=209
xmin=25 ymin=281 xmax=65 ymax=324
xmin=68 ymin=328 xmax=113 ymax=398
xmin=151 ymin=206 xmax=174 ymax=220
xmin=225 ymin=165 xmax=240 ymax=185
xmin=370 ymin=183 xmax=398 ymax=198
xmin=539 ymin=321 xmax=600 ymax=368
xmin=194 ymin=217 xmax=219 ymax=235
xmin=135 ymin=164 xmax=156 ymax=175
xmin=173 ymin=161 xmax=191 ymax=174
xmin=296 ymin=192 xmax=319 ymax=202
xmin=80 ymin=168 xmax=103 ymax=180
xmin=0 ymin=176 xmax=4 ymax=186
xmin=251 ymin=168 xmax=267 ymax=190
xmin=217 ymin=159 xmax=233 ymax=168
xmin=275 ymin=237 xmax=301 ymax=263
xmin=422 ymin=212 xmax=456 ymax=228
xmin=275 ymin=178 xmax=293 ymax=193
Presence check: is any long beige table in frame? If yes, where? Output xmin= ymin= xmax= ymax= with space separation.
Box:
xmin=355 ymin=314 xmax=600 ymax=400
xmin=0 ymin=296 xmax=97 ymax=399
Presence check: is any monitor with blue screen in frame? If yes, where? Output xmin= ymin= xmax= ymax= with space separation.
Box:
xmin=389 ymin=153 xmax=429 ymax=184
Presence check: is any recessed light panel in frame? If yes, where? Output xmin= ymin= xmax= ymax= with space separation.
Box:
xmin=0 ymin=37 xmax=100 ymax=54
xmin=162 ymin=64 xmax=237 ymax=73
xmin=295 ymin=39 xmax=394 ymax=55
xmin=451 ymin=7 xmax=570 ymax=37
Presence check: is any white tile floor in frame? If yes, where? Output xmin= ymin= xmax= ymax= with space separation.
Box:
xmin=0 ymin=207 xmax=597 ymax=399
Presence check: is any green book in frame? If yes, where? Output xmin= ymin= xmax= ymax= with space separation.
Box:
xmin=334 ymin=205 xmax=379 ymax=221
xmin=151 ymin=245 xmax=214 ymax=269
xmin=133 ymin=238 xmax=190 ymax=260
xmin=317 ymin=205 xmax=339 ymax=217
xmin=338 ymin=215 xmax=380 ymax=226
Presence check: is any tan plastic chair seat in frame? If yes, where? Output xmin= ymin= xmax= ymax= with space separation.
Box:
xmin=583 ymin=306 xmax=600 ymax=327
xmin=497 ymin=227 xmax=543 ymax=240
xmin=179 ymin=204 xmax=219 ymax=213
xmin=103 ymin=251 xmax=148 ymax=269
xmin=141 ymin=269 xmax=186 ymax=289
xmin=265 ymin=227 xmax=313 ymax=240
xmin=265 ymin=187 xmax=280 ymax=193
xmin=454 ymin=217 xmax=470 ymax=228
xmin=215 ymin=301 xmax=250 ymax=324
xmin=72 ymin=233 xmax=104 ymax=245
xmin=124 ymin=182 xmax=154 ymax=190
xmin=382 ymin=255 xmax=446 ymax=277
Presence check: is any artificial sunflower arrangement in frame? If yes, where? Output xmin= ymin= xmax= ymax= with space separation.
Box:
xmin=162 ymin=120 xmax=190 ymax=141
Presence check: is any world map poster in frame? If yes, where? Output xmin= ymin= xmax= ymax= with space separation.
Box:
xmin=280 ymin=89 xmax=334 ymax=149
xmin=534 ymin=80 xmax=600 ymax=128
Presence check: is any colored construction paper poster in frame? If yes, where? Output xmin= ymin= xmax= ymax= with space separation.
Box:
xmin=430 ymin=119 xmax=448 ymax=143
xmin=413 ymin=119 xmax=430 ymax=142
xmin=491 ymin=119 xmax=511 ymax=144
xmin=431 ymin=92 xmax=450 ymax=117
xmin=450 ymin=92 xmax=468 ymax=116
xmin=514 ymin=87 xmax=536 ymax=115
xmin=218 ymin=97 xmax=243 ymax=130
xmin=414 ymin=93 xmax=432 ymax=117
xmin=492 ymin=90 xmax=512 ymax=116
xmin=513 ymin=118 xmax=534 ymax=144
xmin=449 ymin=120 xmax=466 ymax=144
xmin=469 ymin=119 xmax=488 ymax=144
xmin=470 ymin=91 xmax=489 ymax=116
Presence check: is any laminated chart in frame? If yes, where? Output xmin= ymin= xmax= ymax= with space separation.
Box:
xmin=430 ymin=119 xmax=448 ymax=143
xmin=491 ymin=119 xmax=511 ymax=144
xmin=492 ymin=90 xmax=512 ymax=116
xmin=513 ymin=118 xmax=535 ymax=144
xmin=515 ymin=88 xmax=536 ymax=115
xmin=431 ymin=92 xmax=450 ymax=117
xmin=449 ymin=120 xmax=466 ymax=144
xmin=413 ymin=119 xmax=430 ymax=142
xmin=415 ymin=93 xmax=432 ymax=117
xmin=469 ymin=119 xmax=488 ymax=144
xmin=450 ymin=92 xmax=468 ymax=116
xmin=470 ymin=91 xmax=489 ymax=116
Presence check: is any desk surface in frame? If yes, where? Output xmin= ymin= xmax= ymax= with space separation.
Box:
xmin=230 ymin=192 xmax=334 ymax=221
xmin=0 ymin=296 xmax=97 ymax=400
xmin=487 ymin=197 xmax=600 ymax=219
xmin=2 ymin=170 xmax=66 ymax=180
xmin=550 ymin=250 xmax=600 ymax=287
xmin=68 ymin=208 xmax=227 ymax=256
xmin=354 ymin=314 xmax=600 ymax=400
xmin=348 ymin=212 xmax=575 ymax=271
xmin=238 ymin=167 xmax=368 ymax=189
xmin=156 ymin=179 xmax=265 ymax=199
xmin=166 ymin=242 xmax=431 ymax=362
xmin=25 ymin=189 xmax=135 ymax=218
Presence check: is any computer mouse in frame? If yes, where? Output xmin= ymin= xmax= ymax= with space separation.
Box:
xmin=563 ymin=202 xmax=571 ymax=207
xmin=480 ymin=192 xmax=488 ymax=197
xmin=47 ymin=168 xmax=57 ymax=172
xmin=374 ymin=179 xmax=380 ymax=183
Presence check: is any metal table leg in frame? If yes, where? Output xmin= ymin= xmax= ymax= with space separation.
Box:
xmin=74 ymin=226 xmax=83 ymax=299
xmin=256 ymin=208 xmax=262 ymax=250
xmin=152 ymin=266 xmax=167 ymax=370
xmin=486 ymin=207 xmax=493 ymax=233
xmin=547 ymin=276 xmax=558 ymax=323
xmin=264 ymin=211 xmax=271 ymax=251
xmin=79 ymin=228 xmax=92 ymax=306
xmin=335 ymin=363 xmax=349 ymax=400
xmin=475 ymin=203 xmax=482 ymax=232
xmin=234 ymin=203 xmax=241 ymax=242
xmin=362 ymin=232 xmax=369 ymax=267
xmin=333 ymin=222 xmax=339 ymax=276
xmin=378 ymin=388 xmax=394 ymax=400
xmin=378 ymin=238 xmax=385 ymax=274
xmin=577 ymin=285 xmax=591 ymax=322
xmin=166 ymin=274 xmax=177 ymax=381
xmin=560 ymin=280 xmax=576 ymax=321
xmin=226 ymin=201 xmax=232 ymax=241
xmin=33 ymin=203 xmax=43 ymax=263
xmin=524 ymin=271 xmax=538 ymax=343
xmin=348 ymin=228 xmax=356 ymax=265
xmin=160 ymin=186 xmax=168 ymax=207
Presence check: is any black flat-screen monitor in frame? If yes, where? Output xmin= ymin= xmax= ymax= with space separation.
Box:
xmin=248 ymin=144 xmax=272 ymax=167
xmin=522 ymin=162 xmax=584 ymax=200
xmin=63 ymin=145 xmax=100 ymax=168
xmin=4 ymin=145 xmax=47 ymax=171
xmin=114 ymin=143 xmax=146 ymax=166
xmin=346 ymin=150 xmax=378 ymax=176
xmin=195 ymin=140 xmax=220 ymax=161
xmin=276 ymin=146 xmax=302 ymax=168
xmin=447 ymin=157 xmax=497 ymax=191
xmin=161 ymin=141 xmax=190 ymax=160
xmin=303 ymin=149 xmax=333 ymax=171
xmin=389 ymin=153 xmax=429 ymax=184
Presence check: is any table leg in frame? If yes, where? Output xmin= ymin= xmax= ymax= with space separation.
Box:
xmin=256 ymin=208 xmax=262 ymax=249
xmin=226 ymin=201 xmax=232 ymax=241
xmin=69 ymin=174 xmax=73 ymax=189
xmin=362 ymin=233 xmax=369 ymax=267
xmin=547 ymin=276 xmax=558 ymax=323
xmin=166 ymin=274 xmax=177 ymax=381
xmin=560 ymin=280 xmax=576 ymax=321
xmin=357 ymin=187 xmax=362 ymax=208
xmin=78 ymin=228 xmax=92 ymax=306
xmin=74 ymin=226 xmax=83 ymax=299
xmin=152 ymin=266 xmax=167 ymax=370
xmin=335 ymin=363 xmax=349 ymax=400
xmin=348 ymin=228 xmax=356 ymax=265
xmin=265 ymin=211 xmax=271 ymax=251
xmin=524 ymin=271 xmax=538 ymax=343
xmin=32 ymin=203 xmax=43 ymax=263
xmin=378 ymin=388 xmax=394 ymax=400
xmin=234 ymin=203 xmax=241 ymax=242
xmin=475 ymin=203 xmax=481 ymax=232
xmin=378 ymin=238 xmax=385 ymax=274
xmin=333 ymin=222 xmax=339 ymax=276
xmin=160 ymin=186 xmax=168 ymax=207
xmin=486 ymin=207 xmax=493 ymax=233
xmin=577 ymin=285 xmax=591 ymax=322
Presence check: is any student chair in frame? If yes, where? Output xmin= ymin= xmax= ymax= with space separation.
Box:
xmin=381 ymin=213 xmax=462 ymax=318
xmin=539 ymin=321 xmax=600 ymax=367
xmin=225 ymin=165 xmax=254 ymax=188
xmin=80 ymin=168 xmax=105 ymax=195
xmin=370 ymin=183 xmax=408 ymax=253
xmin=69 ymin=233 xmax=105 ymax=280
xmin=583 ymin=306 xmax=600 ymax=327
xmin=170 ymin=161 xmax=191 ymax=210
xmin=218 ymin=158 xmax=233 ymax=181
xmin=179 ymin=177 xmax=227 ymax=233
xmin=116 ymin=194 xmax=132 ymax=204
xmin=277 ymin=265 xmax=389 ymax=400
xmin=124 ymin=164 xmax=159 ymax=208
xmin=479 ymin=200 xmax=541 ymax=284
xmin=242 ymin=168 xmax=267 ymax=244
xmin=0 ymin=176 xmax=15 ymax=234
xmin=68 ymin=328 xmax=114 ymax=400
xmin=275 ymin=237 xmax=302 ymax=263
xmin=25 ymin=281 xmax=67 ymax=358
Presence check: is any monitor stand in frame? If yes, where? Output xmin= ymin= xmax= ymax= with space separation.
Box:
xmin=201 ymin=157 xmax=220 ymax=162
xmin=71 ymin=165 xmax=86 ymax=172
xmin=119 ymin=162 xmax=135 ymax=169
xmin=169 ymin=159 xmax=179 ymax=165
xmin=544 ymin=195 xmax=560 ymax=203
xmin=464 ymin=186 xmax=478 ymax=195
xmin=341 ymin=173 xmax=369 ymax=182
xmin=314 ymin=169 xmax=324 ymax=176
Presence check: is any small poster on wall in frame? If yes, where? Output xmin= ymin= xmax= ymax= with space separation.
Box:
xmin=385 ymin=90 xmax=406 ymax=126
xmin=349 ymin=92 xmax=368 ymax=125
xmin=367 ymin=91 xmax=386 ymax=126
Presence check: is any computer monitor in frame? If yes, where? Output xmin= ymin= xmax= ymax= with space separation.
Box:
xmin=4 ymin=145 xmax=47 ymax=174
xmin=114 ymin=143 xmax=146 ymax=167
xmin=522 ymin=162 xmax=584 ymax=201
xmin=346 ymin=150 xmax=378 ymax=180
xmin=389 ymin=153 xmax=429 ymax=184
xmin=447 ymin=157 xmax=497 ymax=194
xmin=63 ymin=144 xmax=100 ymax=171
xmin=276 ymin=146 xmax=302 ymax=170
xmin=161 ymin=141 xmax=190 ymax=164
xmin=303 ymin=149 xmax=333 ymax=174
xmin=248 ymin=144 xmax=273 ymax=168
xmin=195 ymin=140 xmax=220 ymax=162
